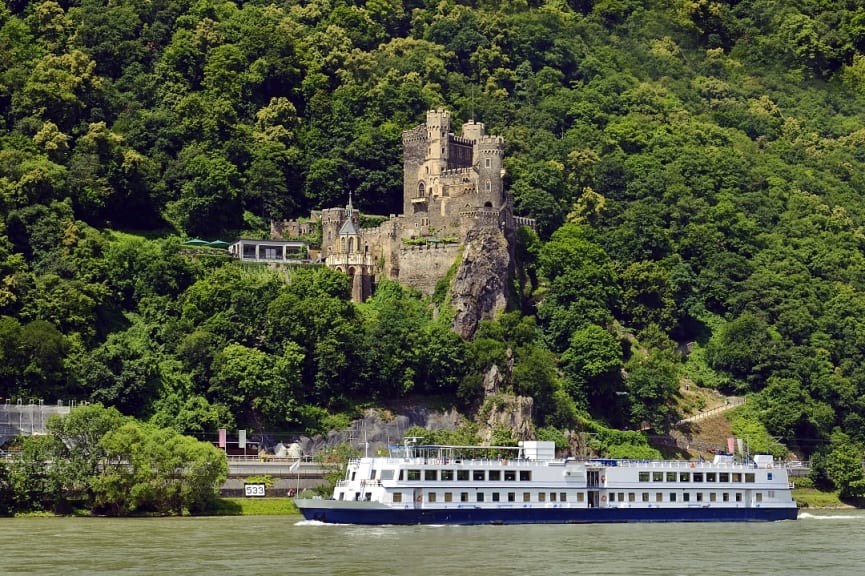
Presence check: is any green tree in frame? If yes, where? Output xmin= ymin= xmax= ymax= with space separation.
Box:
xmin=626 ymin=352 xmax=680 ymax=433
xmin=560 ymin=323 xmax=622 ymax=409
xmin=811 ymin=431 xmax=865 ymax=498
xmin=537 ymin=223 xmax=619 ymax=352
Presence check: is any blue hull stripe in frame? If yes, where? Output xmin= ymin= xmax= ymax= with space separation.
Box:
xmin=299 ymin=506 xmax=798 ymax=525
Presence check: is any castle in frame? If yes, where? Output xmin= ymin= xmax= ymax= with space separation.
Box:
xmin=273 ymin=110 xmax=534 ymax=301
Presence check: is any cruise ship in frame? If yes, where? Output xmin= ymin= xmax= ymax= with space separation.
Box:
xmin=295 ymin=438 xmax=798 ymax=525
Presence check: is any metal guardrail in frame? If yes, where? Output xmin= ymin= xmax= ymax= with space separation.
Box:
xmin=226 ymin=460 xmax=328 ymax=477
xmin=675 ymin=399 xmax=745 ymax=425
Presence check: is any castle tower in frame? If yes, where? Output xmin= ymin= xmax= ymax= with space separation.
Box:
xmin=460 ymin=120 xmax=485 ymax=160
xmin=475 ymin=134 xmax=506 ymax=208
xmin=425 ymin=109 xmax=451 ymax=175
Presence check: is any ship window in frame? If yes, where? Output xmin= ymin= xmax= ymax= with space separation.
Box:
xmin=492 ymin=493 xmax=500 ymax=502
xmin=655 ymin=493 xmax=663 ymax=502
xmin=398 ymin=470 xmax=403 ymax=481
xmin=768 ymin=490 xmax=775 ymax=498
xmin=441 ymin=470 xmax=454 ymax=481
xmin=639 ymin=472 xmax=650 ymax=482
xmin=666 ymin=472 xmax=677 ymax=482
xmin=696 ymin=493 xmax=703 ymax=502
xmin=679 ymin=472 xmax=690 ymax=482
xmin=642 ymin=492 xmax=650 ymax=502
xmin=652 ymin=471 xmax=663 ymax=482
xmin=561 ymin=493 xmax=568 ymax=502
xmin=609 ymin=493 xmax=615 ymax=502
xmin=407 ymin=470 xmax=421 ymax=481
xmin=504 ymin=470 xmax=516 ymax=481
xmin=693 ymin=473 xmax=704 ymax=482
xmin=393 ymin=493 xmax=402 ymax=503
xmin=755 ymin=492 xmax=763 ymax=503
xmin=550 ymin=492 xmax=557 ymax=502
xmin=461 ymin=492 xmax=469 ymax=502
xmin=539 ymin=493 xmax=546 ymax=502
xmin=380 ymin=470 xmax=394 ymax=481
xmin=577 ymin=493 xmax=585 ymax=503
xmin=425 ymin=470 xmax=437 ymax=481
xmin=508 ymin=492 xmax=516 ymax=502
xmin=720 ymin=472 xmax=730 ymax=482
xmin=745 ymin=473 xmax=755 ymax=483
xmin=488 ymin=470 xmax=501 ymax=481
xmin=732 ymin=473 xmax=742 ymax=482
xmin=706 ymin=472 xmax=716 ymax=482
xmin=767 ymin=473 xmax=773 ymax=481
xmin=628 ymin=493 xmax=635 ymax=502
xmin=683 ymin=492 xmax=690 ymax=502
xmin=457 ymin=470 xmax=469 ymax=481
xmin=710 ymin=492 xmax=717 ymax=502
xmin=428 ymin=492 xmax=437 ymax=503
xmin=723 ymin=492 xmax=730 ymax=502
xmin=670 ymin=492 xmax=677 ymax=502
xmin=736 ymin=492 xmax=742 ymax=502
xmin=520 ymin=471 xmax=531 ymax=481
xmin=445 ymin=492 xmax=453 ymax=502
xmin=477 ymin=492 xmax=485 ymax=502
xmin=523 ymin=492 xmax=531 ymax=502
xmin=617 ymin=492 xmax=624 ymax=502
xmin=351 ymin=471 xmax=356 ymax=481
xmin=473 ymin=470 xmax=485 ymax=481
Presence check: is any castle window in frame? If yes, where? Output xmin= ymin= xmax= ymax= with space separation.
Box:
xmin=485 ymin=158 xmax=491 ymax=168
xmin=418 ymin=181 xmax=426 ymax=197
xmin=348 ymin=237 xmax=354 ymax=253
xmin=341 ymin=238 xmax=346 ymax=252
xmin=485 ymin=180 xmax=492 ymax=192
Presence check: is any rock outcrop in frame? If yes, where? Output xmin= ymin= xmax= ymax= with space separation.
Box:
xmin=295 ymin=407 xmax=463 ymax=458
xmin=450 ymin=227 xmax=512 ymax=339
xmin=478 ymin=394 xmax=535 ymax=443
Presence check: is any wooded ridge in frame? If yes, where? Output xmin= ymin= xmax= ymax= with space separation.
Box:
xmin=2 ymin=0 xmax=865 ymax=508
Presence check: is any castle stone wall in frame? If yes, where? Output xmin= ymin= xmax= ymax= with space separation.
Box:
xmin=396 ymin=243 xmax=462 ymax=295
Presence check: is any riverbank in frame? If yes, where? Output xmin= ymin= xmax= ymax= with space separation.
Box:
xmin=211 ymin=497 xmax=300 ymax=516
xmin=793 ymin=488 xmax=864 ymax=509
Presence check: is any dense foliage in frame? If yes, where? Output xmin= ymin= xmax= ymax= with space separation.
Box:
xmin=0 ymin=404 xmax=227 ymax=515
xmin=2 ymin=0 xmax=865 ymax=497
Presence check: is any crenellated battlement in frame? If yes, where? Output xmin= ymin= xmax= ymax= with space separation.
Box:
xmin=450 ymin=135 xmax=473 ymax=146
xmin=402 ymin=125 xmax=428 ymax=144
xmin=477 ymin=135 xmax=504 ymax=145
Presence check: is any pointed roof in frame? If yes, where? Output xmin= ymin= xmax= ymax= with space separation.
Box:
xmin=338 ymin=192 xmax=360 ymax=235
xmin=338 ymin=217 xmax=360 ymax=236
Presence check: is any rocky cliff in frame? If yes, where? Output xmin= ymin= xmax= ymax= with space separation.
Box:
xmin=450 ymin=227 xmax=512 ymax=339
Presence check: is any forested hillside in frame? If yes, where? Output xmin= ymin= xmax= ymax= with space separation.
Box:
xmin=2 ymin=0 xmax=865 ymax=484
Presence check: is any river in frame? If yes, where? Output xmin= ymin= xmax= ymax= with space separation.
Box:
xmin=0 ymin=511 xmax=861 ymax=575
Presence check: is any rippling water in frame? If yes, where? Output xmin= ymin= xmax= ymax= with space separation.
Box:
xmin=0 ymin=511 xmax=861 ymax=575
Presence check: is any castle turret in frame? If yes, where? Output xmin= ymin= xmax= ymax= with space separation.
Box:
xmin=461 ymin=120 xmax=486 ymax=163
xmin=476 ymin=134 xmax=506 ymax=207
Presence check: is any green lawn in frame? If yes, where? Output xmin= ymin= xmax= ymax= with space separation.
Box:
xmin=792 ymin=488 xmax=862 ymax=509
xmin=210 ymin=497 xmax=301 ymax=516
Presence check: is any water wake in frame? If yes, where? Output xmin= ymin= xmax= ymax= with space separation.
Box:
xmin=799 ymin=511 xmax=864 ymax=521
